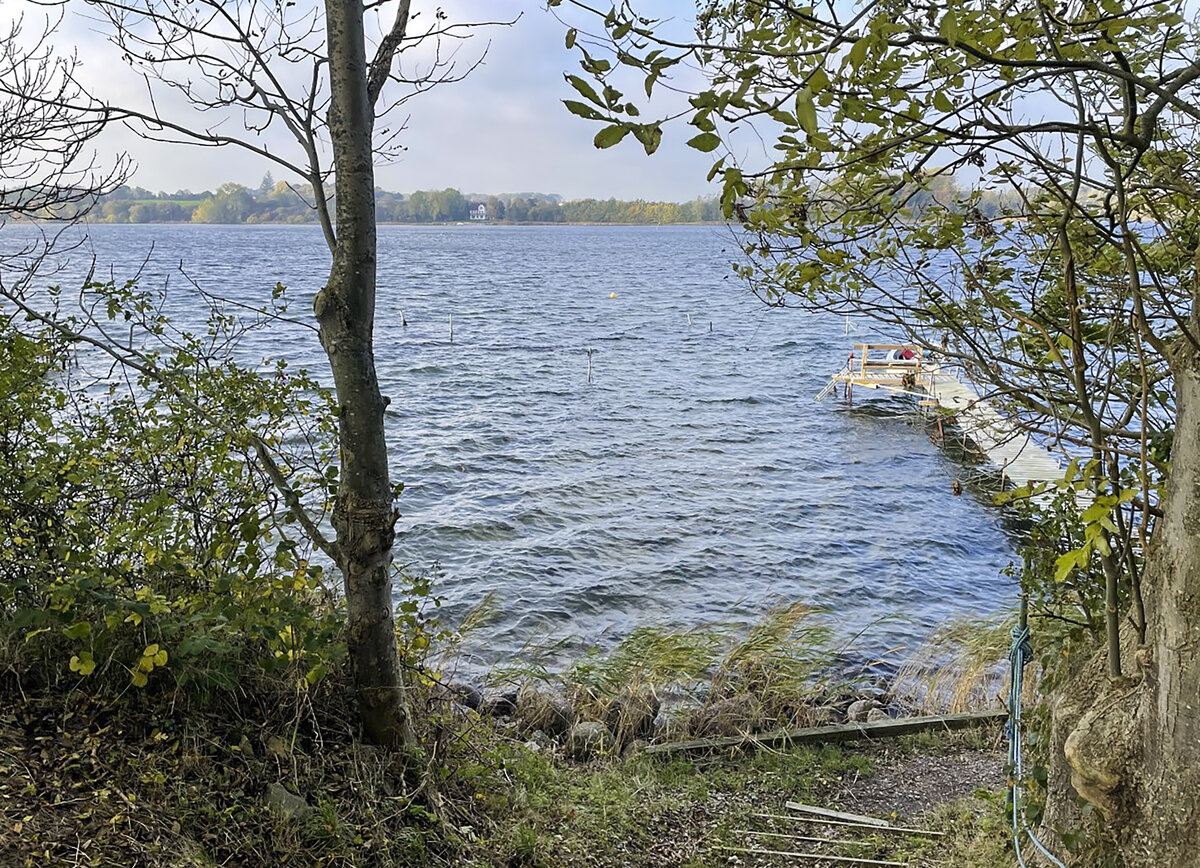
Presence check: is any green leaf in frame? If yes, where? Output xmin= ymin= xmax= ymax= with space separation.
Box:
xmin=848 ymin=37 xmax=870 ymax=69
xmin=686 ymin=132 xmax=721 ymax=153
xmin=1053 ymin=550 xmax=1079 ymax=583
xmin=594 ymin=124 xmax=630 ymax=149
xmin=63 ymin=621 xmax=91 ymax=640
xmin=566 ymin=74 xmax=603 ymax=106
xmin=563 ymin=100 xmax=606 ymax=121
xmin=69 ymin=652 xmax=96 ymax=676
xmin=795 ymin=89 xmax=818 ymax=135
xmin=932 ymin=91 xmax=954 ymax=113
xmin=631 ymin=124 xmax=663 ymax=155
xmin=565 ymin=28 xmax=577 ymax=49
xmin=939 ymin=12 xmax=959 ymax=46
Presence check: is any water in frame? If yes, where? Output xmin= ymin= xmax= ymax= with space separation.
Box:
xmin=4 ymin=222 xmax=1019 ymax=667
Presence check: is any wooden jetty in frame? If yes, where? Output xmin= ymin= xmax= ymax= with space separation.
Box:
xmin=817 ymin=343 xmax=1068 ymax=495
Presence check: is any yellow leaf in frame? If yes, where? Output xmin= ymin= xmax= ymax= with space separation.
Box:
xmin=69 ymin=653 xmax=96 ymax=676
xmin=153 ymin=650 xmax=168 ymax=667
xmin=131 ymin=670 xmax=148 ymax=688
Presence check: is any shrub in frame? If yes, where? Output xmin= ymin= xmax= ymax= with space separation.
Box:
xmin=0 ymin=282 xmax=345 ymax=697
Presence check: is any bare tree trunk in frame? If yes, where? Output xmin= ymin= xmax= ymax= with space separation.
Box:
xmin=1045 ymin=346 xmax=1200 ymax=866
xmin=315 ymin=0 xmax=413 ymax=749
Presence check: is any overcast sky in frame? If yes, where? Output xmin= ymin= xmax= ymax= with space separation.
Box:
xmin=60 ymin=0 xmax=718 ymax=201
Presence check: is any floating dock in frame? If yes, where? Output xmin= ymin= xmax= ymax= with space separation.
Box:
xmin=818 ymin=344 xmax=1069 ymax=497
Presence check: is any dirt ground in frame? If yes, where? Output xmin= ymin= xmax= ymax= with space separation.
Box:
xmin=831 ymin=739 xmax=1008 ymax=821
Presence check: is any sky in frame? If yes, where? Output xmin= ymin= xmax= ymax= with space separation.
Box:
xmin=55 ymin=0 xmax=719 ymax=202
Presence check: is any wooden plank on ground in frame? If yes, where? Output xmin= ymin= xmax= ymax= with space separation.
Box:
xmin=784 ymin=802 xmax=889 ymax=827
xmin=642 ymin=710 xmax=1006 ymax=756
xmin=750 ymin=813 xmax=944 ymax=838
xmin=713 ymin=846 xmax=907 ymax=866
xmin=734 ymin=829 xmax=875 ymax=847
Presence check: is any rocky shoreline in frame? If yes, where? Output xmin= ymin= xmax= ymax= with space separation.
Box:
xmin=441 ymin=678 xmax=913 ymax=761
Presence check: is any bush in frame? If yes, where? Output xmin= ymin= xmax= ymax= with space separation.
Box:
xmin=0 ymin=282 xmax=345 ymax=697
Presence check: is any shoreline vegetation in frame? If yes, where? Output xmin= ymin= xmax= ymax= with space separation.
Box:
xmin=1 ymin=601 xmax=1016 ymax=867
xmin=43 ymin=179 xmax=728 ymax=226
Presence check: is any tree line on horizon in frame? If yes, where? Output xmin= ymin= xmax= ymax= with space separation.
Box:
xmin=86 ymin=176 xmax=726 ymax=225
xmin=81 ymin=173 xmax=1023 ymax=227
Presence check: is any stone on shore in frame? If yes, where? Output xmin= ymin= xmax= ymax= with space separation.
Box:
xmin=605 ymin=687 xmax=661 ymax=742
xmin=847 ymin=698 xmax=880 ymax=723
xmin=691 ymin=693 xmax=762 ymax=738
xmin=515 ymin=683 xmax=575 ymax=737
xmin=480 ymin=685 xmax=520 ymax=717
xmin=568 ymin=721 xmax=615 ymax=760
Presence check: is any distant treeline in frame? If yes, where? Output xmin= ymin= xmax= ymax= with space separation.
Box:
xmin=86 ymin=176 xmax=724 ymax=225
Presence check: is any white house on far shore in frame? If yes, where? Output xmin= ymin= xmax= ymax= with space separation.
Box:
xmin=469 ymin=203 xmax=487 ymax=221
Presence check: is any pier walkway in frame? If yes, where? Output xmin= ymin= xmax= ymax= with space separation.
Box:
xmin=817 ymin=344 xmax=1069 ymax=498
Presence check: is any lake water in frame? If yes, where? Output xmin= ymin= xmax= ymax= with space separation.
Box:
xmin=6 ymin=223 xmax=1019 ymax=667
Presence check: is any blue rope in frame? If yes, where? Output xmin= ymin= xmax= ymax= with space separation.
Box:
xmin=1008 ymin=616 xmax=1067 ymax=868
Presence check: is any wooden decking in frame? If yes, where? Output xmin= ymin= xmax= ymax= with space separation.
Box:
xmin=819 ymin=344 xmax=1069 ymax=498
xmin=922 ymin=364 xmax=1065 ymax=492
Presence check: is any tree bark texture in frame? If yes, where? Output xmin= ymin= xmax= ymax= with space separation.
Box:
xmin=315 ymin=0 xmax=412 ymax=749
xmin=1045 ymin=345 xmax=1200 ymax=867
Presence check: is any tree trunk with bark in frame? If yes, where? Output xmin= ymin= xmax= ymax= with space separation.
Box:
xmin=1045 ymin=345 xmax=1200 ymax=867
xmin=314 ymin=0 xmax=413 ymax=749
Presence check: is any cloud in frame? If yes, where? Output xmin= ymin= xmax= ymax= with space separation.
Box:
xmin=52 ymin=0 xmax=717 ymax=201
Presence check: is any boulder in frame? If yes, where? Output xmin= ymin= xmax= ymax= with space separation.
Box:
xmin=847 ymin=698 xmax=880 ymax=723
xmin=448 ymin=682 xmax=483 ymax=711
xmin=605 ymin=687 xmax=661 ymax=742
xmin=568 ymin=721 xmax=615 ymax=760
xmin=807 ymin=705 xmax=840 ymax=726
xmin=265 ymin=783 xmax=312 ymax=821
xmin=623 ymin=739 xmax=649 ymax=759
xmin=691 ymin=693 xmax=762 ymax=738
xmin=515 ymin=683 xmax=574 ymax=737
xmin=652 ymin=694 xmax=703 ymax=741
xmin=480 ymin=685 xmax=519 ymax=717
xmin=524 ymin=729 xmax=554 ymax=752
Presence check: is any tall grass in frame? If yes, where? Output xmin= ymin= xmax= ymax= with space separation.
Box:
xmin=890 ymin=615 xmax=1016 ymax=714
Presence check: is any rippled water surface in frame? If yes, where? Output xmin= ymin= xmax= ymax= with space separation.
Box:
xmin=9 ymin=223 xmax=1019 ymax=665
